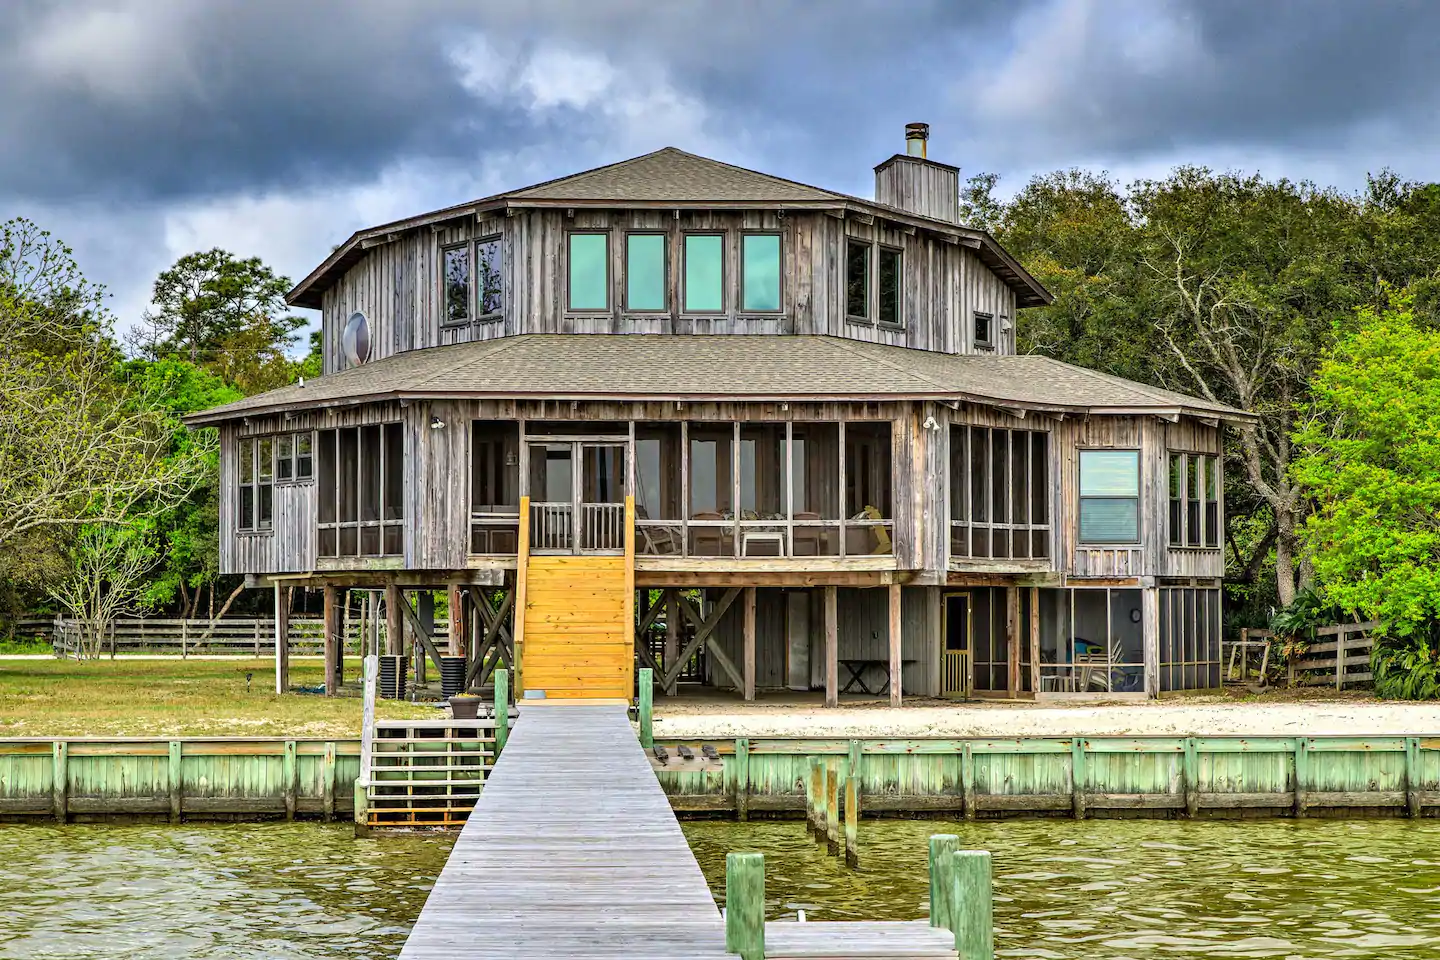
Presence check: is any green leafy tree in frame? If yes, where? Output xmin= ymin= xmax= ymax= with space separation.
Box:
xmin=1294 ymin=295 xmax=1440 ymax=696
xmin=129 ymin=248 xmax=307 ymax=393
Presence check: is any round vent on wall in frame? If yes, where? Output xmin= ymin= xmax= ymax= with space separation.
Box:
xmin=342 ymin=311 xmax=371 ymax=366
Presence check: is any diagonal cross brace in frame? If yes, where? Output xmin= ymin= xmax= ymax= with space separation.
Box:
xmin=661 ymin=587 xmax=742 ymax=690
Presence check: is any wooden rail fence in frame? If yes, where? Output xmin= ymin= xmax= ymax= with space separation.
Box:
xmin=7 ymin=616 xmax=450 ymax=658
xmin=1229 ymin=621 xmax=1380 ymax=689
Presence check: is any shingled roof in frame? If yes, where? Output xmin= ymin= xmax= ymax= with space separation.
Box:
xmin=287 ymin=148 xmax=1049 ymax=310
xmin=187 ymin=335 xmax=1251 ymax=426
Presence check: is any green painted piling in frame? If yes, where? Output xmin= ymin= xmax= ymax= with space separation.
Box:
xmin=928 ymin=834 xmax=959 ymax=930
xmin=637 ymin=667 xmax=653 ymax=749
xmin=725 ymin=852 xmax=765 ymax=960
xmin=494 ymin=669 xmax=510 ymax=755
xmin=950 ymin=849 xmax=994 ymax=960
xmin=51 ymin=741 xmax=67 ymax=823
xmin=353 ymin=778 xmax=369 ymax=834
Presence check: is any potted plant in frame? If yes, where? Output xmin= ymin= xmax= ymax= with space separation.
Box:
xmin=448 ymin=693 xmax=482 ymax=720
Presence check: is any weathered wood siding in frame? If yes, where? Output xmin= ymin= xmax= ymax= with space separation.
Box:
xmin=874 ymin=155 xmax=960 ymax=224
xmin=318 ymin=209 xmax=1019 ymax=372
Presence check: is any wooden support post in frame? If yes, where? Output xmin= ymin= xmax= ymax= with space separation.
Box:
xmin=928 ymin=834 xmax=960 ymax=929
xmin=735 ymin=738 xmax=751 ymax=821
xmin=824 ymin=585 xmax=838 ymax=708
xmin=1004 ymin=585 xmax=1019 ymax=700
xmin=494 ymin=667 xmax=510 ymax=755
xmin=323 ymin=741 xmax=337 ymax=822
xmin=825 ymin=762 xmax=841 ymax=856
xmin=664 ymin=590 xmax=680 ymax=696
xmin=168 ymin=740 xmax=182 ymax=823
xmin=743 ymin=587 xmax=757 ymax=702
xmin=1071 ymin=737 xmax=1087 ymax=820
xmin=638 ymin=667 xmax=654 ymax=748
xmin=961 ymin=741 xmax=976 ymax=820
xmin=724 ymin=852 xmax=765 ymax=960
xmin=950 ymin=849 xmax=995 ymax=960
xmin=416 ymin=591 xmax=435 ymax=686
xmin=385 ymin=583 xmax=403 ymax=656
xmin=51 ymin=741 xmax=67 ymax=823
xmin=1336 ymin=627 xmax=1345 ymax=689
xmin=180 ymin=619 xmax=188 ymax=659
xmin=844 ymin=774 xmax=860 ymax=867
xmin=283 ymin=739 xmax=298 ymax=821
xmin=1294 ymin=737 xmax=1309 ymax=818
xmin=808 ymin=758 xmax=826 ymax=840
xmin=447 ymin=584 xmax=465 ymax=656
xmin=1183 ymin=737 xmax=1200 ymax=819
xmin=274 ymin=583 xmax=290 ymax=694
xmin=888 ymin=583 xmax=903 ymax=708
xmin=323 ymin=584 xmax=341 ymax=696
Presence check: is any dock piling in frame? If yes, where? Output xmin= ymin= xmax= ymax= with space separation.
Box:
xmin=928 ymin=834 xmax=959 ymax=930
xmin=808 ymin=758 xmax=825 ymax=841
xmin=825 ymin=762 xmax=841 ymax=856
xmin=494 ymin=668 xmax=510 ymax=755
xmin=950 ymin=849 xmax=994 ymax=960
xmin=843 ymin=774 xmax=860 ymax=867
xmin=724 ymin=851 xmax=765 ymax=960
xmin=637 ymin=667 xmax=654 ymax=749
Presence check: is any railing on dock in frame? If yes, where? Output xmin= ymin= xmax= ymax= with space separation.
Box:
xmin=364 ymin=719 xmax=496 ymax=828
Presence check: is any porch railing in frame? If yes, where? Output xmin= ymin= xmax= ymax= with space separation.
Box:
xmin=529 ymin=502 xmax=573 ymax=552
xmin=580 ymin=502 xmax=626 ymax=553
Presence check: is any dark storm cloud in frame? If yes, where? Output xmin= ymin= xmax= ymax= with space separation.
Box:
xmin=0 ymin=0 xmax=1029 ymax=204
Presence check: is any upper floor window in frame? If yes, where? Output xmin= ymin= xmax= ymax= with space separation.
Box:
xmin=568 ymin=232 xmax=609 ymax=311
xmin=443 ymin=244 xmax=470 ymax=324
xmin=845 ymin=240 xmax=869 ymax=321
xmin=476 ymin=236 xmax=502 ymax=317
xmin=741 ymin=233 xmax=781 ymax=312
xmin=626 ymin=233 xmax=667 ymax=312
xmin=974 ymin=312 xmax=996 ymax=349
xmin=237 ymin=437 xmax=274 ymax=533
xmin=1078 ymin=449 xmax=1140 ymax=544
xmin=846 ymin=240 xmax=903 ymax=326
xmin=684 ymin=234 xmax=724 ymax=312
xmin=950 ymin=426 xmax=1050 ymax=560
xmin=443 ymin=236 xmax=503 ymax=324
xmin=1169 ymin=452 xmax=1220 ymax=548
xmin=878 ymin=247 xmax=902 ymax=326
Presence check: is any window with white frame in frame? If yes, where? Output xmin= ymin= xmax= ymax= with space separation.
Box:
xmin=973 ymin=311 xmax=995 ymax=349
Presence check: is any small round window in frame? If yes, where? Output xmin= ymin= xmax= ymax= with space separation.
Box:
xmin=342 ymin=311 xmax=371 ymax=366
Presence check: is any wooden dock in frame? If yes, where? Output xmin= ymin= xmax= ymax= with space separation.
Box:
xmin=398 ymin=703 xmax=955 ymax=959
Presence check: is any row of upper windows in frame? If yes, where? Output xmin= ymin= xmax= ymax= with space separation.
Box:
xmin=567 ymin=231 xmax=784 ymax=314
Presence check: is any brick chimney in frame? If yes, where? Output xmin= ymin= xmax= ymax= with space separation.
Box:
xmin=874 ymin=122 xmax=960 ymax=224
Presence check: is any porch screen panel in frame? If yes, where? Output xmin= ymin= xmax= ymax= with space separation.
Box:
xmin=688 ymin=425 xmax=734 ymax=556
xmin=739 ymin=423 xmax=786 ymax=557
xmin=792 ymin=422 xmax=840 ymax=556
xmin=635 ymin=423 xmax=683 ymax=556
xmin=1157 ymin=586 xmax=1223 ymax=691
xmin=950 ymin=426 xmax=1050 ymax=561
xmin=317 ymin=423 xmax=404 ymax=558
xmin=844 ymin=422 xmax=892 ymax=557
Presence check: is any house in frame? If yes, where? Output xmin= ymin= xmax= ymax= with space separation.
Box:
xmin=188 ymin=124 xmax=1246 ymax=704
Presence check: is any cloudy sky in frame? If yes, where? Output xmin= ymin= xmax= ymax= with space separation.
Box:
xmin=3 ymin=0 xmax=1436 ymax=341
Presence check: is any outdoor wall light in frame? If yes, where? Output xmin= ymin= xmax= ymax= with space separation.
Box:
xmin=430 ymin=416 xmax=446 ymax=430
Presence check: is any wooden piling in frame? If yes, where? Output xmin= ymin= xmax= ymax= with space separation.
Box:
xmin=843 ymin=774 xmax=860 ymax=867
xmin=494 ymin=668 xmax=510 ymax=755
xmin=725 ymin=852 xmax=765 ymax=960
xmin=825 ymin=762 xmax=841 ymax=856
xmin=168 ymin=740 xmax=183 ymax=823
xmin=353 ymin=778 xmax=369 ymax=835
xmin=928 ymin=834 xmax=959 ymax=930
xmin=808 ymin=758 xmax=826 ymax=841
xmin=950 ymin=849 xmax=994 ymax=960
xmin=51 ymin=741 xmax=68 ymax=823
xmin=637 ymin=667 xmax=653 ymax=749
xmin=735 ymin=738 xmax=751 ymax=822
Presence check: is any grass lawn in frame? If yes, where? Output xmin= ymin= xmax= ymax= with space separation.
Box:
xmin=0 ymin=658 xmax=436 ymax=738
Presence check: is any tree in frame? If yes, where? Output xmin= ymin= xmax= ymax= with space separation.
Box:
xmin=129 ymin=248 xmax=307 ymax=393
xmin=0 ymin=219 xmax=205 ymax=557
xmin=1294 ymin=295 xmax=1440 ymax=633
xmin=48 ymin=524 xmax=159 ymax=658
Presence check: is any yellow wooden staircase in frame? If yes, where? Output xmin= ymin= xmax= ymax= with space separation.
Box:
xmin=515 ymin=498 xmax=635 ymax=701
